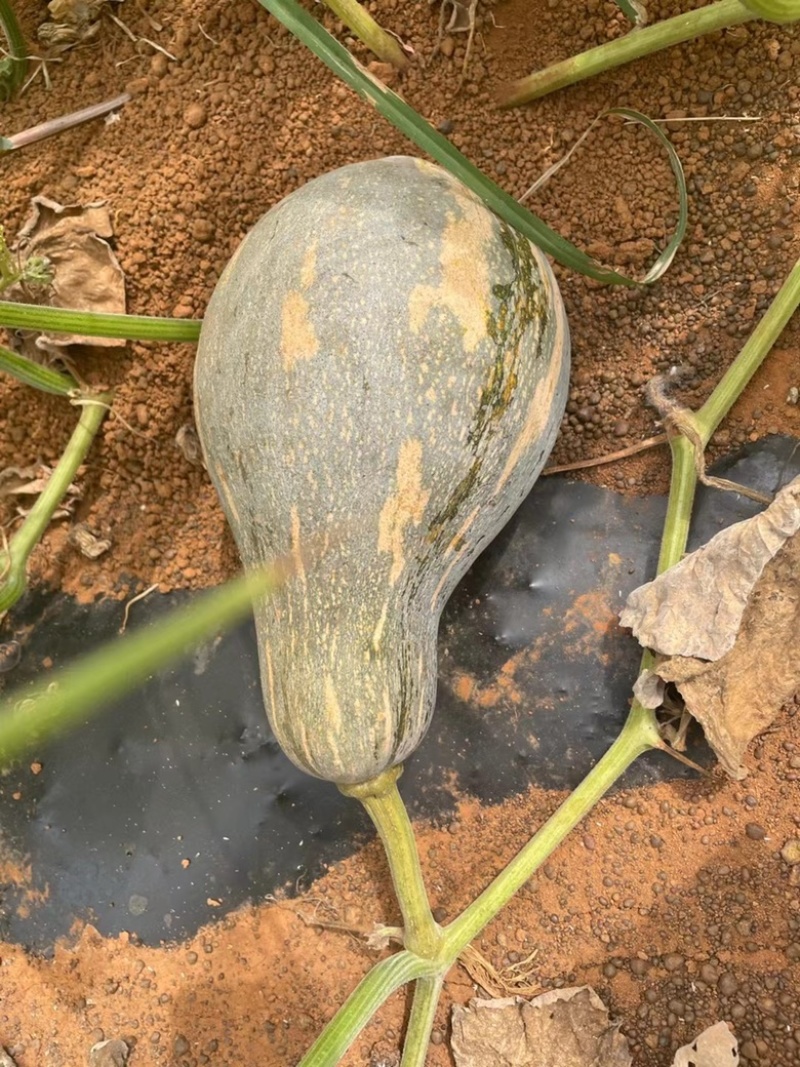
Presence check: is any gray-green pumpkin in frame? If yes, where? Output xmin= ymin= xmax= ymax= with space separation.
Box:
xmin=194 ymin=155 xmax=570 ymax=786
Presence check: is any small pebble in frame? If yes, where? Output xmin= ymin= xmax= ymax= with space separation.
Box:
xmin=191 ymin=219 xmax=214 ymax=243
xmin=89 ymin=1040 xmax=128 ymax=1067
xmin=699 ymin=963 xmax=718 ymax=983
xmin=745 ymin=823 xmax=766 ymax=841
xmin=183 ymin=102 xmax=208 ymax=129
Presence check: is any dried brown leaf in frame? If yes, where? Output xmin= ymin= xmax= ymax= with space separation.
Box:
xmin=6 ymin=197 xmax=125 ymax=355
xmin=175 ymin=423 xmax=206 ymax=468
xmin=657 ymin=532 xmax=799 ymax=778
xmin=671 ymin=1021 xmax=738 ymax=1066
xmin=38 ymin=0 xmax=106 ymax=50
xmin=69 ymin=523 xmax=111 ymax=559
xmin=620 ymin=475 xmax=800 ymax=661
xmin=0 ymin=465 xmax=81 ymax=501
xmin=632 ymin=668 xmax=665 ymax=709
xmin=450 ymin=987 xmax=631 ymax=1067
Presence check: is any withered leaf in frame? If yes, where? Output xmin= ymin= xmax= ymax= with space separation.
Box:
xmin=632 ymin=668 xmax=665 ymax=710
xmin=620 ymin=475 xmax=800 ymax=661
xmin=672 ymin=1021 xmax=738 ymax=1066
xmin=657 ymin=532 xmax=799 ymax=778
xmin=451 ymin=987 xmax=631 ymax=1067
xmin=6 ymin=197 xmax=125 ymax=356
xmin=69 ymin=523 xmax=111 ymax=559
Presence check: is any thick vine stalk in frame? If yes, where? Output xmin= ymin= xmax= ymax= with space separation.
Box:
xmin=322 ymin=0 xmax=408 ymax=68
xmin=500 ymin=0 xmax=756 ymax=106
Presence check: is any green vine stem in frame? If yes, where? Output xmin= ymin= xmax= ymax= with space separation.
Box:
xmin=340 ymin=767 xmax=441 ymax=959
xmin=657 ymin=255 xmax=800 ymax=574
xmin=301 ymin=706 xmax=660 ymax=1067
xmin=0 ymin=343 xmax=77 ymax=396
xmin=298 ymin=951 xmax=439 ymax=1067
xmin=696 ymin=257 xmax=800 ymax=439
xmin=500 ymin=0 xmax=756 ymax=106
xmin=0 ymin=0 xmax=27 ymax=99
xmin=400 ymin=975 xmax=445 ymax=1067
xmin=322 ymin=0 xmax=408 ymax=68
xmin=441 ymin=705 xmax=660 ymax=954
xmin=0 ymin=300 xmax=201 ymax=342
xmin=0 ymin=392 xmax=112 ymax=613
xmin=739 ymin=0 xmax=800 ymax=20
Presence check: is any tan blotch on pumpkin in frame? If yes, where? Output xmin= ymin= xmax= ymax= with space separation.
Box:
xmin=407 ymin=205 xmax=493 ymax=354
xmin=378 ymin=438 xmax=430 ymax=585
xmin=281 ymin=291 xmax=318 ymax=371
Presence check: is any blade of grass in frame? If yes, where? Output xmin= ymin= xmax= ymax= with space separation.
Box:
xmin=610 ymin=109 xmax=687 ymax=282
xmin=0 ymin=300 xmax=201 ymax=342
xmin=0 ymin=562 xmax=288 ymax=762
xmin=258 ymin=0 xmax=687 ymax=286
xmin=521 ymin=107 xmax=687 ymax=283
xmin=0 ymin=344 xmax=77 ymax=395
xmin=322 ymin=0 xmax=408 ymax=68
xmin=0 ymin=0 xmax=27 ymax=99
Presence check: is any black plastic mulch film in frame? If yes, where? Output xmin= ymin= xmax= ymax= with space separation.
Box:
xmin=0 ymin=436 xmax=797 ymax=948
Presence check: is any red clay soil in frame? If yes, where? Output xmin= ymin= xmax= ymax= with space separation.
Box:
xmin=1 ymin=0 xmax=799 ymax=1064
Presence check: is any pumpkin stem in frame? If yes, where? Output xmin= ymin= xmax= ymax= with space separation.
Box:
xmin=340 ymin=766 xmax=442 ymax=960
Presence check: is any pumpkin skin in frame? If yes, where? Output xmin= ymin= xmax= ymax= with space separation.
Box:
xmin=194 ymin=156 xmax=570 ymax=786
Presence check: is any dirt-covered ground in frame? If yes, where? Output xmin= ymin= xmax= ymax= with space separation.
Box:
xmin=1 ymin=0 xmax=799 ymax=1064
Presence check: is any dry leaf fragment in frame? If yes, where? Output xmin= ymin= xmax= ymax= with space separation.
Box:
xmin=632 ymin=668 xmax=665 ymax=709
xmin=175 ymin=423 xmax=206 ymax=467
xmin=38 ymin=0 xmax=107 ymax=51
xmin=69 ymin=523 xmax=111 ymax=559
xmin=620 ymin=475 xmax=800 ymax=661
xmin=1 ymin=465 xmax=82 ymax=520
xmin=451 ymin=987 xmax=631 ymax=1067
xmin=5 ymin=197 xmax=125 ymax=357
xmin=657 ymin=533 xmax=799 ymax=779
xmin=672 ymin=1021 xmax=738 ymax=1067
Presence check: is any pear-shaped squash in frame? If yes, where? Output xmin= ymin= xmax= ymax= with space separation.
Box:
xmin=194 ymin=156 xmax=570 ymax=786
